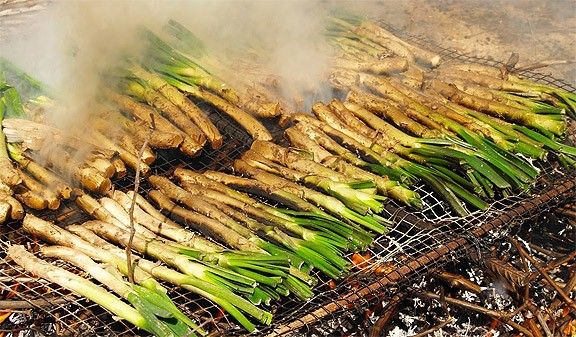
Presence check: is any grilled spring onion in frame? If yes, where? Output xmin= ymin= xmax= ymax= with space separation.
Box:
xmin=82 ymin=220 xmax=284 ymax=307
xmin=104 ymin=90 xmax=204 ymax=157
xmin=148 ymin=175 xmax=348 ymax=279
xmin=327 ymin=17 xmax=441 ymax=68
xmin=160 ymin=76 xmax=273 ymax=142
xmin=0 ymin=63 xmax=28 ymax=186
xmin=140 ymin=32 xmax=274 ymax=138
xmin=192 ymin=170 xmax=375 ymax=253
xmin=0 ymin=91 xmax=20 ymax=187
xmin=87 ymin=194 xmax=292 ymax=294
xmin=232 ymin=158 xmax=390 ymax=233
xmin=110 ymin=190 xmax=316 ymax=298
xmin=120 ymin=80 xmax=207 ymax=149
xmin=360 ymin=80 xmax=548 ymax=160
xmin=125 ymin=64 xmax=222 ymax=149
xmin=339 ymin=100 xmax=536 ymax=192
xmin=429 ymin=79 xmax=565 ymax=137
xmin=172 ymin=180 xmax=352 ymax=276
xmin=174 ymin=168 xmax=373 ymax=250
xmin=351 ymin=75 xmax=538 ymax=187
xmin=8 ymin=144 xmax=72 ymax=199
xmin=436 ymin=63 xmax=576 ymax=117
xmin=288 ymin=112 xmax=484 ymax=216
xmin=283 ymin=125 xmax=422 ymax=208
xmin=146 ymin=26 xmax=280 ymax=118
xmin=247 ymin=140 xmax=386 ymax=214
xmin=0 ymin=180 xmax=23 ymax=223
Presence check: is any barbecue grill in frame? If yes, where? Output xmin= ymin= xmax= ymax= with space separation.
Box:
xmin=0 ymin=2 xmax=575 ymax=337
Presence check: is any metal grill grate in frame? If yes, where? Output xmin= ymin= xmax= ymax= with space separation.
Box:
xmin=0 ymin=21 xmax=575 ymax=337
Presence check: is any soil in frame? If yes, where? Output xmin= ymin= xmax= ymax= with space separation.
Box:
xmin=2 ymin=0 xmax=574 ymax=82
xmin=348 ymin=0 xmax=576 ymax=84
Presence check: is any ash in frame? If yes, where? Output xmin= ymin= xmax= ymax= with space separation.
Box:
xmin=296 ymin=200 xmax=576 ymax=337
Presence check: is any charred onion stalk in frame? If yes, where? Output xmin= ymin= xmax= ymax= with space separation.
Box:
xmin=89 ymin=129 xmax=151 ymax=177
xmin=140 ymin=31 xmax=273 ymax=141
xmin=8 ymin=144 xmax=72 ymax=199
xmin=245 ymin=141 xmax=386 ymax=215
xmin=0 ymin=63 xmax=28 ymax=187
xmin=105 ymin=90 xmax=205 ymax=157
xmin=83 ymin=220 xmax=289 ymax=307
xmin=0 ymin=180 xmax=23 ymax=224
xmin=107 ymin=112 xmax=183 ymax=150
xmin=2 ymin=117 xmax=127 ymax=185
xmin=286 ymin=108 xmax=487 ymax=215
xmin=350 ymin=81 xmax=548 ymax=160
xmin=231 ymin=158 xmax=390 ymax=233
xmin=145 ymin=25 xmax=281 ymax=118
xmin=119 ymin=81 xmax=206 ymax=147
xmin=125 ymin=64 xmax=223 ymax=149
xmin=147 ymin=175 xmax=349 ymax=279
xmin=347 ymin=77 xmax=539 ymax=188
xmin=327 ymin=17 xmax=441 ymax=68
xmin=8 ymin=144 xmax=94 ymax=211
xmin=0 ymin=93 xmax=21 ymax=187
xmin=428 ymin=79 xmax=565 ymax=137
xmin=326 ymin=24 xmax=574 ymax=153
xmin=173 ymin=168 xmax=373 ymax=250
xmin=0 ymin=74 xmax=24 ymax=221
xmin=360 ymin=74 xmax=574 ymax=164
xmin=436 ymin=63 xmax=576 ymax=118
xmin=109 ymin=190 xmax=316 ymax=301
xmin=316 ymin=43 xmax=575 ymax=214
xmin=24 ymin=142 xmax=112 ymax=194
xmin=172 ymin=172 xmax=358 ymax=258
xmin=77 ymin=190 xmax=313 ymax=303
xmin=11 ymin=234 xmax=204 ymax=337
xmin=41 ymin=246 xmax=203 ymax=337
xmin=283 ymin=125 xmax=421 ymax=207
xmin=161 ymin=76 xmax=273 ymax=142
xmin=66 ymin=225 xmax=269 ymax=332
xmin=327 ymin=17 xmax=574 ymax=155
xmin=1 ymin=66 xmax=156 ymax=199
xmin=122 ymin=190 xmax=316 ymax=296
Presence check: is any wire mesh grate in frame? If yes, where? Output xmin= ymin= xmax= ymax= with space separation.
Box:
xmin=0 ymin=20 xmax=575 ymax=337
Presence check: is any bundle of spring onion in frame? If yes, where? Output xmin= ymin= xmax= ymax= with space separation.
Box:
xmin=65 ymin=165 xmax=394 ymax=331
xmin=150 ymin=172 xmax=372 ymax=274
xmin=67 ymin=181 xmax=382 ymax=331
xmin=14 ymin=215 xmax=208 ymax=337
xmin=272 ymin=15 xmax=576 ymax=216
xmin=108 ymin=20 xmax=281 ymax=157
xmin=75 ymin=191 xmax=316 ymax=303
xmin=137 ymin=16 xmax=575 ymax=217
xmin=0 ymin=59 xmax=196 ymax=207
xmin=0 ymin=60 xmax=68 ymax=218
xmin=147 ymin=20 xmax=283 ymax=119
xmin=22 ymin=206 xmax=275 ymax=333
xmin=0 ymin=61 xmax=138 ymax=203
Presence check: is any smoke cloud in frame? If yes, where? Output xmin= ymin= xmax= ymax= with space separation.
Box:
xmin=3 ymin=0 xmax=571 ymax=125
xmin=0 ymin=0 xmax=339 ymax=122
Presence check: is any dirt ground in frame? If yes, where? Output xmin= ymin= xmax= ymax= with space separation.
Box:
xmin=2 ymin=0 xmax=575 ymax=83
xmin=350 ymin=0 xmax=576 ymax=84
